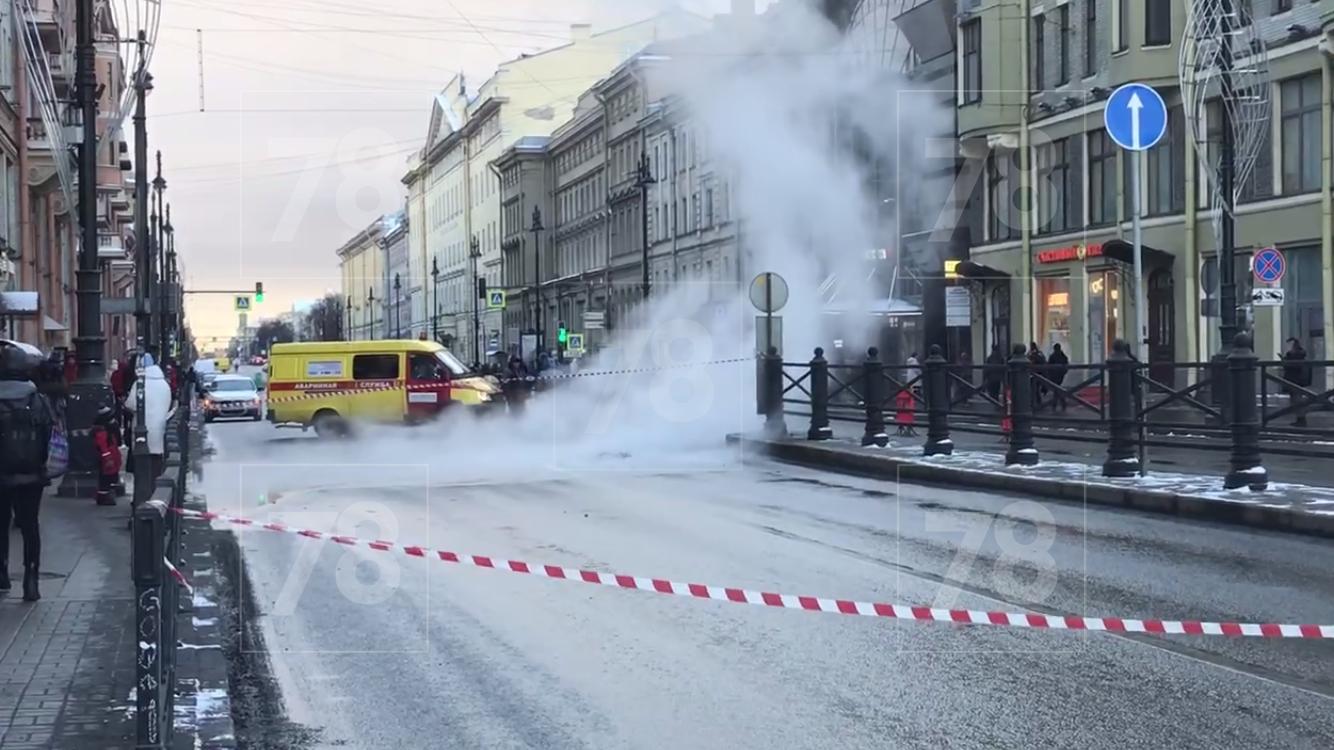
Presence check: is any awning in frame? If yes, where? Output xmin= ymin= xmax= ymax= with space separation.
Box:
xmin=955 ymin=260 xmax=1010 ymax=281
xmin=820 ymin=271 xmax=921 ymax=317
xmin=1102 ymin=239 xmax=1174 ymax=267
xmin=42 ymin=315 xmax=67 ymax=332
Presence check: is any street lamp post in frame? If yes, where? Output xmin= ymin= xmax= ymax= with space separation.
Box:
xmin=345 ymin=295 xmax=352 ymax=341
xmin=393 ymin=274 xmax=402 ymax=338
xmin=529 ymin=206 xmax=544 ymax=353
xmin=430 ymin=257 xmax=440 ymax=341
xmin=366 ymin=287 xmax=375 ymax=340
xmin=152 ymin=151 xmax=167 ymax=360
xmin=470 ymin=235 xmax=482 ymax=368
xmin=634 ymin=151 xmax=655 ymax=301
xmin=164 ymin=205 xmax=176 ymax=357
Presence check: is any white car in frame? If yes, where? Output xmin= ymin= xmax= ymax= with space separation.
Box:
xmin=202 ymin=374 xmax=263 ymax=422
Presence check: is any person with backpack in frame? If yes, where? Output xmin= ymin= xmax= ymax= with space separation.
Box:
xmin=0 ymin=345 xmax=55 ymax=601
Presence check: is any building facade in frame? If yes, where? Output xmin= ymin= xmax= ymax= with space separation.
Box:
xmin=337 ymin=217 xmax=387 ymax=340
xmin=380 ymin=211 xmax=412 ymax=338
xmin=495 ymin=135 xmax=551 ymax=351
xmin=957 ymin=0 xmax=1334 ymax=375
xmin=404 ymin=12 xmax=710 ymax=363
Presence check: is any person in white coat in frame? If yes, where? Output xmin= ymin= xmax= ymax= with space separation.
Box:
xmin=126 ymin=354 xmax=175 ymax=480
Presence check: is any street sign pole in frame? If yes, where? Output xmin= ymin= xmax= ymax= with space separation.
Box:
xmin=1131 ymin=152 xmax=1146 ymax=362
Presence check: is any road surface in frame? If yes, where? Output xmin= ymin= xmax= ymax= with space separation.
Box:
xmin=198 ymin=399 xmax=1334 ymax=749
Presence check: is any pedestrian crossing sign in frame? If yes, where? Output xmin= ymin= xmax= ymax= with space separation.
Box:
xmin=487 ymin=290 xmax=506 ymax=310
xmin=234 ymin=295 xmax=251 ymax=311
xmin=567 ymin=333 xmax=585 ymax=356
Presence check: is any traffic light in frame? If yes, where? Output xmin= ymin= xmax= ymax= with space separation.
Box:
xmin=557 ymin=321 xmax=568 ymax=345
xmin=255 ymin=281 xmax=264 ymax=303
xmin=476 ymin=277 xmax=487 ymax=299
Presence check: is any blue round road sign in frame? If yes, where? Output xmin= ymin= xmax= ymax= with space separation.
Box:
xmin=1253 ymin=247 xmax=1285 ymax=284
xmin=1104 ymin=83 xmax=1168 ymax=152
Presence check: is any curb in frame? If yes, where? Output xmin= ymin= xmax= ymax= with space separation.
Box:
xmin=170 ymin=414 xmax=238 ymax=749
xmin=728 ymin=434 xmax=1334 ymax=540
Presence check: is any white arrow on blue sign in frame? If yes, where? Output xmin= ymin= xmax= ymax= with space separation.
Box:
xmin=1104 ymin=83 xmax=1168 ymax=152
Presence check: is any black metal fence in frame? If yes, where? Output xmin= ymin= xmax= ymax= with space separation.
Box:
xmin=133 ymin=383 xmax=193 ymax=748
xmin=758 ymin=335 xmax=1334 ymax=490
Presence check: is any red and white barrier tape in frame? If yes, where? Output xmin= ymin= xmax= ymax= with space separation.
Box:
xmin=164 ymin=557 xmax=193 ymax=596
xmin=266 ymin=382 xmax=403 ymax=404
xmin=173 ymin=506 xmax=1334 ymax=639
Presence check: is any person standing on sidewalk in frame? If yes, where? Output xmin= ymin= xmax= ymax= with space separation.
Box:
xmin=0 ymin=346 xmax=54 ymax=601
xmin=1282 ymin=337 xmax=1312 ymax=427
xmin=126 ymin=355 xmax=176 ymax=481
xmin=1048 ymin=343 xmax=1070 ymax=412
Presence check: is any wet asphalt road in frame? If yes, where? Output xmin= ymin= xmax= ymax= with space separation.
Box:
xmin=199 ymin=411 xmax=1334 ymax=749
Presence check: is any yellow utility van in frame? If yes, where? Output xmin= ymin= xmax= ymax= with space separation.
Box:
xmin=266 ymin=340 xmax=499 ymax=436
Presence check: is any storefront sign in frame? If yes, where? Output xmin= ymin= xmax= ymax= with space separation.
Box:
xmin=945 ymin=286 xmax=971 ymax=327
xmin=1037 ymin=243 xmax=1104 ymax=264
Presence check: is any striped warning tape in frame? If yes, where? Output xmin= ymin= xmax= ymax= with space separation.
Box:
xmin=495 ymin=356 xmax=754 ymax=385
xmin=174 ymin=506 xmax=1334 ymax=639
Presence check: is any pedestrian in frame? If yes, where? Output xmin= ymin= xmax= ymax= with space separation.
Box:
xmin=126 ymin=354 xmax=176 ymax=482
xmin=984 ymin=344 xmax=1005 ymax=404
xmin=115 ymin=354 xmax=137 ymax=448
xmin=92 ymin=405 xmax=121 ymax=506
xmin=1048 ymin=342 xmax=1070 ymax=412
xmin=504 ymin=355 xmax=531 ymax=415
xmin=1282 ymin=337 xmax=1311 ymax=427
xmin=0 ymin=345 xmax=55 ymax=601
xmin=904 ymin=351 xmax=921 ymax=389
xmin=1028 ymin=342 xmax=1047 ymax=411
xmin=894 ymin=383 xmax=916 ymax=437
xmin=61 ymin=350 xmax=76 ymax=388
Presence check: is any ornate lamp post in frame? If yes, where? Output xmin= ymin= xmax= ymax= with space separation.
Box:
xmin=529 ymin=206 xmax=544 ymax=352
xmin=430 ymin=257 xmax=440 ymax=341
xmin=470 ymin=235 xmax=482 ymax=368
xmin=633 ymin=151 xmax=655 ymax=301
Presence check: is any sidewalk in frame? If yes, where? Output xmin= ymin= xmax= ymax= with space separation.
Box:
xmin=0 ymin=490 xmax=136 ymax=748
xmin=731 ymin=420 xmax=1334 ymax=539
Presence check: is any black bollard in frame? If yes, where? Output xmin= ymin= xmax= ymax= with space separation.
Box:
xmin=1005 ymin=343 xmax=1038 ymax=465
xmin=807 ymin=347 xmax=832 ymax=441
xmin=1224 ymin=332 xmax=1267 ymax=490
xmin=763 ymin=347 xmax=787 ymax=438
xmin=1102 ymin=339 xmax=1139 ymax=476
xmin=922 ymin=345 xmax=952 ymax=456
xmin=861 ymin=347 xmax=888 ymax=447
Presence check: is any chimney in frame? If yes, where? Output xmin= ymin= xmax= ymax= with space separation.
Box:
xmin=570 ymin=23 xmax=592 ymax=42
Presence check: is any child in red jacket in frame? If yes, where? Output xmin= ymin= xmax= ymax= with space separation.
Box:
xmin=93 ymin=406 xmax=121 ymax=506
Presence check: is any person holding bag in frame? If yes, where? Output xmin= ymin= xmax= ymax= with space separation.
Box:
xmin=0 ymin=345 xmax=55 ymax=601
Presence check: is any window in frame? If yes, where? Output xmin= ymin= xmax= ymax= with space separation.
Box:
xmin=1032 ymin=14 xmax=1046 ymax=93
xmin=705 ymin=188 xmax=714 ymax=226
xmin=1144 ymin=0 xmax=1170 ymax=46
xmin=1038 ymin=277 xmax=1072 ymax=352
xmin=961 ymin=19 xmax=982 ymax=104
xmin=1280 ymin=74 xmax=1320 ymax=194
xmin=1088 ymin=131 xmax=1116 ymax=225
xmin=1274 ymin=0 xmax=1293 ymax=12
xmin=1084 ymin=0 xmax=1097 ymax=75
xmin=1057 ymin=4 xmax=1071 ymax=85
xmin=1115 ymin=0 xmax=1128 ymax=51
xmin=986 ymin=151 xmax=1016 ymax=242
xmin=352 ymin=354 xmax=399 ymax=380
xmin=1036 ymin=138 xmax=1072 ymax=233
xmin=1145 ymin=106 xmax=1184 ymax=215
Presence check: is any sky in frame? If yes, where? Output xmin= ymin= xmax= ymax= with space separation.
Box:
xmin=150 ymin=0 xmax=751 ymax=347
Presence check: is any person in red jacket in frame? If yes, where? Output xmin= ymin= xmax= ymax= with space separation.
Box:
xmin=92 ymin=406 xmax=121 ymax=506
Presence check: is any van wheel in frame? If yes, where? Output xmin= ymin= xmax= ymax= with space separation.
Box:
xmin=312 ymin=410 xmax=348 ymax=438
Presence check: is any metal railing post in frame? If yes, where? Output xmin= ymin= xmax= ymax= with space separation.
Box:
xmin=1102 ymin=339 xmax=1140 ymax=476
xmin=807 ymin=347 xmax=832 ymax=441
xmin=861 ymin=347 xmax=888 ymax=447
xmin=1225 ymin=332 xmax=1268 ymax=490
xmin=922 ymin=344 xmax=952 ymax=456
xmin=762 ymin=347 xmax=786 ymax=438
xmin=1005 ymin=344 xmax=1038 ymax=465
xmin=133 ymin=499 xmax=166 ymax=749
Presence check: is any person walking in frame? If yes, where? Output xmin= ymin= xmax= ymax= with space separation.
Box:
xmin=904 ymin=352 xmax=921 ymax=388
xmin=1282 ymin=337 xmax=1311 ymax=427
xmin=0 ymin=346 xmax=55 ymax=601
xmin=1027 ymin=342 xmax=1048 ymax=411
xmin=126 ymin=354 xmax=176 ymax=482
xmin=1048 ymin=343 xmax=1070 ymax=412
xmin=984 ymin=344 xmax=1005 ymax=404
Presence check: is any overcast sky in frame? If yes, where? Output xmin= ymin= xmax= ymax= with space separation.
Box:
xmin=152 ymin=0 xmax=747 ymax=345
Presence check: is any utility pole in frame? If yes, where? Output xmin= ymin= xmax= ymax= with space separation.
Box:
xmin=59 ymin=0 xmax=115 ymax=497
xmin=165 ymin=204 xmax=176 ymax=357
xmin=133 ymin=34 xmax=151 ymax=362
xmin=1217 ymin=0 xmax=1238 ymax=350
xmin=470 ymin=235 xmax=482 ymax=367
xmin=153 ymin=151 xmax=167 ymax=359
xmin=529 ymin=206 xmax=544 ymax=354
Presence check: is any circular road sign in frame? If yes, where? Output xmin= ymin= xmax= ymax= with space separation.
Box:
xmin=1253 ymin=247 xmax=1285 ymax=285
xmin=1104 ymin=83 xmax=1168 ymax=152
xmin=749 ymin=272 xmax=788 ymax=314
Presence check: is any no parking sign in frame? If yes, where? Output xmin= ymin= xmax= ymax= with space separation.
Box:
xmin=1253 ymin=247 xmax=1285 ymax=285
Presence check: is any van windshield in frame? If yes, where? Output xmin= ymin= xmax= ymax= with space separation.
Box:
xmin=434 ymin=350 xmax=469 ymax=376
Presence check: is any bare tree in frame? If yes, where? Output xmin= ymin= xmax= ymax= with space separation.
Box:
xmin=303 ymin=294 xmax=345 ymax=342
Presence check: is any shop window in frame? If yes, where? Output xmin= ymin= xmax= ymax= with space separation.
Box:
xmin=1038 ymin=277 xmax=1072 ymax=352
xmin=1087 ymin=270 xmax=1121 ymax=363
xmin=1280 ymin=73 xmax=1320 ymax=194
